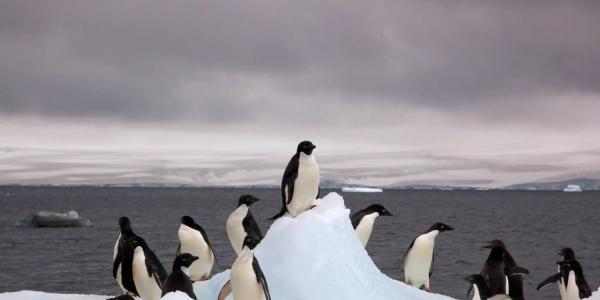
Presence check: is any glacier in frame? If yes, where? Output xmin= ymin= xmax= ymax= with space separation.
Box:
xmin=1 ymin=192 xmax=598 ymax=300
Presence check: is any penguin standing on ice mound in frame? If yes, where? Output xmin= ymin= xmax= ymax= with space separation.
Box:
xmin=230 ymin=235 xmax=271 ymax=300
xmin=555 ymin=259 xmax=592 ymax=300
xmin=269 ymin=140 xmax=319 ymax=220
xmin=401 ymin=222 xmax=454 ymax=292
xmin=113 ymin=216 xmax=136 ymax=295
xmin=162 ymin=253 xmax=199 ymax=300
xmin=350 ymin=204 xmax=392 ymax=247
xmin=227 ymin=194 xmax=263 ymax=255
xmin=176 ymin=216 xmax=214 ymax=281
xmin=118 ymin=230 xmax=168 ymax=300
xmin=537 ymin=247 xmax=577 ymax=300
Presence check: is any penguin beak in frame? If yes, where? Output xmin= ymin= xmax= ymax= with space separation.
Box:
xmin=192 ymin=255 xmax=199 ymax=262
xmin=311 ymin=144 xmax=316 ymax=149
xmin=447 ymin=226 xmax=454 ymax=231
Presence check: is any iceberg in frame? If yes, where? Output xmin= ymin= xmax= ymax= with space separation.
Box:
xmin=341 ymin=187 xmax=383 ymax=193
xmin=563 ymin=184 xmax=582 ymax=192
xmin=15 ymin=210 xmax=92 ymax=227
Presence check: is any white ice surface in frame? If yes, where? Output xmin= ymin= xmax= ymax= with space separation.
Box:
xmin=2 ymin=192 xmax=598 ymax=300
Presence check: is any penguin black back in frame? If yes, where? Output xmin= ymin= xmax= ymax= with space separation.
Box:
xmin=559 ymin=259 xmax=592 ymax=299
xmin=162 ymin=253 xmax=198 ymax=300
xmin=481 ymin=243 xmax=506 ymax=295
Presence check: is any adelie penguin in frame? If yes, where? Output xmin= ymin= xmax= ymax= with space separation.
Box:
xmin=227 ymin=194 xmax=264 ymax=255
xmin=113 ymin=218 xmax=167 ymax=300
xmin=229 ymin=235 xmax=271 ymax=300
xmin=401 ymin=222 xmax=454 ymax=292
xmin=269 ymin=141 xmax=320 ymax=220
xmin=113 ymin=216 xmax=135 ymax=295
xmin=537 ymin=248 xmax=585 ymax=300
xmin=162 ymin=253 xmax=199 ymax=300
xmin=483 ymin=240 xmax=528 ymax=298
xmin=556 ymin=259 xmax=592 ymax=300
xmin=177 ymin=216 xmax=214 ymax=281
xmin=350 ymin=204 xmax=392 ymax=247
xmin=466 ymin=269 xmax=527 ymax=300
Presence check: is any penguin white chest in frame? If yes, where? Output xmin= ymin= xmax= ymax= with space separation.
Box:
xmin=565 ymin=271 xmax=580 ymax=300
xmin=179 ymin=224 xmax=214 ymax=281
xmin=471 ymin=284 xmax=481 ymax=300
xmin=113 ymin=234 xmax=126 ymax=292
xmin=231 ymin=250 xmax=266 ymax=300
xmin=288 ymin=154 xmax=319 ymax=217
xmin=355 ymin=213 xmax=379 ymax=247
xmin=132 ymin=247 xmax=162 ymax=300
xmin=226 ymin=205 xmax=249 ymax=255
xmin=404 ymin=231 xmax=438 ymax=289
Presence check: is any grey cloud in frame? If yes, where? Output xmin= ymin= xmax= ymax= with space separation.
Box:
xmin=1 ymin=0 xmax=600 ymax=127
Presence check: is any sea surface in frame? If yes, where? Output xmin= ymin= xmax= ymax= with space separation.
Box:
xmin=0 ymin=186 xmax=598 ymax=299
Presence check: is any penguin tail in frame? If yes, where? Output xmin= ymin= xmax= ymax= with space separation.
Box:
xmin=266 ymin=207 xmax=287 ymax=221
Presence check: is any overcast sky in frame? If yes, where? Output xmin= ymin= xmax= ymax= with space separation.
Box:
xmin=1 ymin=1 xmax=599 ymax=187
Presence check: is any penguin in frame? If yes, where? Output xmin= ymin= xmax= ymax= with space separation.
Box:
xmin=556 ymin=260 xmax=592 ymax=300
xmin=230 ymin=235 xmax=271 ymax=300
xmin=466 ymin=274 xmax=511 ymax=300
xmin=350 ymin=204 xmax=392 ymax=247
xmin=227 ymin=194 xmax=263 ymax=255
xmin=113 ymin=217 xmax=137 ymax=296
xmin=481 ymin=241 xmax=509 ymax=296
xmin=484 ymin=240 xmax=529 ymax=297
xmin=537 ymin=247 xmax=576 ymax=300
xmin=120 ymin=233 xmax=168 ymax=300
xmin=162 ymin=253 xmax=199 ymax=300
xmin=401 ymin=222 xmax=454 ymax=292
xmin=269 ymin=141 xmax=319 ymax=220
xmin=176 ymin=216 xmax=214 ymax=281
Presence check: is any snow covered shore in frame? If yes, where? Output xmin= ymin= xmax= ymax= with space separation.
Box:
xmin=1 ymin=193 xmax=598 ymax=300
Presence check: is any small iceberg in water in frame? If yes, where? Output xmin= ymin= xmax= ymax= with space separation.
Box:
xmin=16 ymin=210 xmax=92 ymax=228
xmin=563 ymin=184 xmax=582 ymax=192
xmin=342 ymin=186 xmax=383 ymax=193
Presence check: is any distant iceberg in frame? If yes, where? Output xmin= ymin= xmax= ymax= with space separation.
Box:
xmin=15 ymin=210 xmax=91 ymax=228
xmin=563 ymin=184 xmax=582 ymax=192
xmin=342 ymin=186 xmax=383 ymax=193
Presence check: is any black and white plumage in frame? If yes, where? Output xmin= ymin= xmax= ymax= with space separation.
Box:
xmin=537 ymin=248 xmax=577 ymax=300
xmin=113 ymin=216 xmax=135 ymax=295
xmin=350 ymin=204 xmax=392 ymax=247
xmin=466 ymin=274 xmax=511 ymax=300
xmin=230 ymin=235 xmax=271 ymax=300
xmin=162 ymin=253 xmax=199 ymax=300
xmin=106 ymin=295 xmax=135 ymax=300
xmin=227 ymin=194 xmax=263 ymax=255
xmin=483 ymin=240 xmax=528 ymax=299
xmin=401 ymin=222 xmax=454 ymax=292
xmin=480 ymin=242 xmax=508 ymax=297
xmin=556 ymin=259 xmax=592 ymax=300
xmin=269 ymin=141 xmax=319 ymax=220
xmin=176 ymin=216 xmax=214 ymax=281
xmin=116 ymin=228 xmax=167 ymax=300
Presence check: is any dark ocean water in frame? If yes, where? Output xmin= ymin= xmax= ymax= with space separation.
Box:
xmin=0 ymin=186 xmax=598 ymax=299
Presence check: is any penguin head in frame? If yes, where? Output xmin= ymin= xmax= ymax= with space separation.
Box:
xmin=363 ymin=204 xmax=393 ymax=216
xmin=180 ymin=215 xmax=197 ymax=227
xmin=238 ymin=194 xmax=260 ymax=207
xmin=483 ymin=239 xmax=506 ymax=249
xmin=118 ymin=216 xmax=133 ymax=235
xmin=427 ymin=222 xmax=454 ymax=233
xmin=242 ymin=235 xmax=259 ymax=250
xmin=296 ymin=141 xmax=316 ymax=155
xmin=173 ymin=253 xmax=199 ymax=270
xmin=559 ymin=247 xmax=575 ymax=260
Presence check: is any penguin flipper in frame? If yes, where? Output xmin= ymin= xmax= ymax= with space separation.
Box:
xmin=400 ymin=238 xmax=416 ymax=266
xmin=217 ymin=280 xmax=232 ymax=300
xmin=252 ymin=256 xmax=271 ymax=300
xmin=429 ymin=252 xmax=435 ymax=277
xmin=112 ymin=251 xmax=122 ymax=279
xmin=536 ymin=273 xmax=561 ymax=290
xmin=577 ymin=276 xmax=593 ymax=298
xmin=143 ymin=247 xmax=168 ymax=284
xmin=176 ymin=243 xmax=181 ymax=256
